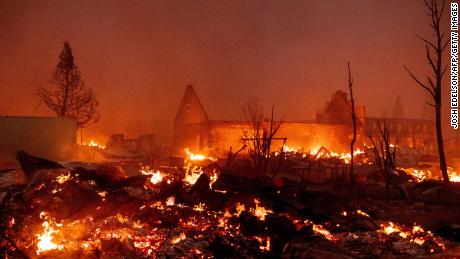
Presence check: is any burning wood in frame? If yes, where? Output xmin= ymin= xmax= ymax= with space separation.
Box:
xmin=1 ymin=151 xmax=459 ymax=258
xmin=82 ymin=140 xmax=106 ymax=149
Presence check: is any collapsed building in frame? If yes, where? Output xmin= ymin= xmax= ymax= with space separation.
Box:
xmin=173 ymin=85 xmax=435 ymax=157
xmin=102 ymin=133 xmax=155 ymax=159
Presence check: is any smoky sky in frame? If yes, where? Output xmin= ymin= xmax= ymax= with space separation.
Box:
xmin=0 ymin=0 xmax=456 ymax=141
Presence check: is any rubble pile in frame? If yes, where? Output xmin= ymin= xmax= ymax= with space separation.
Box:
xmin=1 ymin=151 xmax=459 ymax=258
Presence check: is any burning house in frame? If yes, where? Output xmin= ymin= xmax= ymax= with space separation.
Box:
xmin=174 ymin=85 xmax=435 ymax=157
xmin=174 ymin=85 xmax=365 ymax=156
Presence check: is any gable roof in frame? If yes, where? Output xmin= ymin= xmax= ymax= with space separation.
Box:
xmin=174 ymin=85 xmax=209 ymax=125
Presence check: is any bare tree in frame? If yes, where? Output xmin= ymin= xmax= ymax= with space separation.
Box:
xmin=348 ymin=61 xmax=357 ymax=191
xmin=241 ymin=101 xmax=284 ymax=176
xmin=368 ymin=122 xmax=409 ymax=199
xmin=38 ymin=42 xmax=99 ymax=143
xmin=404 ymin=0 xmax=449 ymax=185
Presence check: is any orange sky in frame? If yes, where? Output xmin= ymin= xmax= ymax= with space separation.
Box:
xmin=0 ymin=0 xmax=457 ymax=143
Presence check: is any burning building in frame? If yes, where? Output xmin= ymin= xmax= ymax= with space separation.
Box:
xmin=173 ymin=85 xmax=434 ymax=157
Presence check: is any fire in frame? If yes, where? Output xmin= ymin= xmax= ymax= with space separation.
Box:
xmin=249 ymin=199 xmax=272 ymax=221
xmin=171 ymin=232 xmax=186 ymax=244
xmin=117 ymin=213 xmax=129 ymax=223
xmin=378 ymin=222 xmax=446 ymax=249
xmin=36 ymin=212 xmax=63 ymax=255
xmin=84 ymin=140 xmax=106 ymax=149
xmin=140 ymin=166 xmax=164 ymax=185
xmin=183 ymin=165 xmax=203 ymax=185
xmin=209 ymin=171 xmax=218 ymax=189
xmin=166 ymin=196 xmax=175 ymax=206
xmin=356 ymin=210 xmax=370 ymax=217
xmin=235 ymin=202 xmax=246 ymax=216
xmin=448 ymin=168 xmax=460 ymax=182
xmin=402 ymin=167 xmax=460 ymax=182
xmin=149 ymin=171 xmax=163 ymax=184
xmin=282 ymin=144 xmax=301 ymax=153
xmin=97 ymin=191 xmax=107 ymax=197
xmin=184 ymin=148 xmax=216 ymax=162
xmin=56 ymin=173 xmax=70 ymax=184
xmin=330 ymin=148 xmax=365 ymax=164
xmin=193 ymin=203 xmax=206 ymax=212
xmin=380 ymin=222 xmax=406 ymax=237
xmin=254 ymin=236 xmax=271 ymax=251
xmin=309 ymin=221 xmax=335 ymax=241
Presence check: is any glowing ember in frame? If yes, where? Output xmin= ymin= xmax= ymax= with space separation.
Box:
xmin=193 ymin=203 xmax=206 ymax=212
xmin=36 ymin=212 xmax=63 ymax=255
xmin=448 ymin=168 xmax=460 ymax=182
xmin=166 ymin=196 xmax=175 ymax=206
xmin=184 ymin=148 xmax=216 ymax=161
xmin=380 ymin=222 xmax=405 ymax=236
xmin=282 ymin=144 xmax=301 ymax=153
xmin=356 ymin=210 xmax=370 ymax=217
xmin=84 ymin=140 xmax=106 ymax=149
xmin=8 ymin=217 xmax=15 ymax=227
xmin=255 ymin=236 xmax=271 ymax=251
xmin=116 ymin=213 xmax=129 ymax=223
xmin=149 ymin=171 xmax=163 ymax=184
xmin=183 ymin=165 xmax=203 ymax=185
xmin=235 ymin=202 xmax=246 ymax=217
xmin=139 ymin=166 xmax=164 ymax=184
xmin=97 ymin=191 xmax=107 ymax=197
xmin=309 ymin=221 xmax=335 ymax=241
xmin=249 ymin=199 xmax=272 ymax=221
xmin=171 ymin=232 xmax=186 ymax=244
xmin=56 ymin=173 xmax=70 ymax=184
xmin=402 ymin=167 xmax=460 ymax=182
xmin=209 ymin=171 xmax=218 ymax=189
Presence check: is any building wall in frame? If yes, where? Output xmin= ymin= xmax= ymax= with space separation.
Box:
xmin=365 ymin=117 xmax=435 ymax=151
xmin=276 ymin=122 xmax=358 ymax=153
xmin=0 ymin=116 xmax=77 ymax=161
xmin=179 ymin=121 xmax=361 ymax=156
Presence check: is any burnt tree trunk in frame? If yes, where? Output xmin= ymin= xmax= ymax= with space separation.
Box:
xmin=348 ymin=61 xmax=357 ymax=191
xmin=435 ymin=100 xmax=449 ymax=184
xmin=404 ymin=0 xmax=449 ymax=185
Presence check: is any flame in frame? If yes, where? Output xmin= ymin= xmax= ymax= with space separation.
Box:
xmin=171 ymin=232 xmax=186 ymax=244
xmin=402 ymin=167 xmax=460 ymax=182
xmin=116 ymin=214 xmax=129 ymax=223
xmin=36 ymin=212 xmax=63 ymax=255
xmin=254 ymin=236 xmax=271 ymax=251
xmin=184 ymin=148 xmax=216 ymax=162
xmin=249 ymin=199 xmax=272 ymax=221
xmin=209 ymin=171 xmax=218 ymax=189
xmin=378 ymin=222 xmax=446 ymax=249
xmin=282 ymin=144 xmax=302 ymax=153
xmin=183 ymin=164 xmax=203 ymax=185
xmin=140 ymin=166 xmax=164 ymax=185
xmin=380 ymin=222 xmax=406 ymax=236
xmin=56 ymin=173 xmax=70 ymax=184
xmin=448 ymin=168 xmax=460 ymax=182
xmin=84 ymin=140 xmax=106 ymax=149
xmin=356 ymin=210 xmax=370 ymax=217
xmin=97 ymin=191 xmax=107 ymax=197
xmin=193 ymin=203 xmax=206 ymax=212
xmin=235 ymin=203 xmax=246 ymax=217
xmin=308 ymin=221 xmax=335 ymax=241
xmin=166 ymin=196 xmax=175 ymax=206
xmin=149 ymin=171 xmax=163 ymax=184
